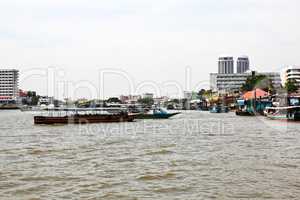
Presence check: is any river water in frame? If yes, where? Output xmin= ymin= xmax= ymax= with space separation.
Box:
xmin=0 ymin=110 xmax=300 ymax=199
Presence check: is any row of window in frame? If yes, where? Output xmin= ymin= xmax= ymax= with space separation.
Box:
xmin=287 ymin=69 xmax=300 ymax=73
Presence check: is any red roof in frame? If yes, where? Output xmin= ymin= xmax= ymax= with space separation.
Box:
xmin=0 ymin=96 xmax=12 ymax=100
xmin=243 ymin=89 xmax=269 ymax=100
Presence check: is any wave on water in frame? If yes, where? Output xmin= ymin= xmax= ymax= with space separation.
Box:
xmin=144 ymin=149 xmax=174 ymax=156
xmin=137 ymin=171 xmax=176 ymax=181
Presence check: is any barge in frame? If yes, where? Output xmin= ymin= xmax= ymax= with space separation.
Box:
xmin=34 ymin=108 xmax=136 ymax=124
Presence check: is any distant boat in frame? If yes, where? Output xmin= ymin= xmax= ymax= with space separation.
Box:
xmin=264 ymin=106 xmax=300 ymax=121
xmin=135 ymin=108 xmax=180 ymax=119
xmin=0 ymin=104 xmax=19 ymax=110
xmin=20 ymin=105 xmax=45 ymax=112
xmin=235 ymin=110 xmax=255 ymax=116
xmin=34 ymin=108 xmax=137 ymax=124
xmin=209 ymin=105 xmax=229 ymax=113
xmin=235 ymin=99 xmax=272 ymax=116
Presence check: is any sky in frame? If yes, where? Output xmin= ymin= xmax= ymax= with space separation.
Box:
xmin=0 ymin=0 xmax=299 ymax=99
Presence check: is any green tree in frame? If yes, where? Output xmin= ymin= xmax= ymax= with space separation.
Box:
xmin=31 ymin=95 xmax=40 ymax=105
xmin=284 ymin=79 xmax=298 ymax=93
xmin=198 ymin=89 xmax=206 ymax=99
xmin=241 ymin=75 xmax=274 ymax=92
xmin=27 ymin=91 xmax=36 ymax=97
xmin=204 ymin=89 xmax=213 ymax=96
xmin=107 ymin=97 xmax=121 ymax=103
xmin=137 ymin=97 xmax=154 ymax=106
xmin=171 ymin=99 xmax=180 ymax=104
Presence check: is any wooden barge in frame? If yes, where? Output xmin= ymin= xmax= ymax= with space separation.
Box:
xmin=34 ymin=108 xmax=136 ymax=124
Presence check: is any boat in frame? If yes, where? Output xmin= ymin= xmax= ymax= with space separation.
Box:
xmin=209 ymin=105 xmax=229 ymax=113
xmin=135 ymin=108 xmax=180 ymax=119
xmin=0 ymin=103 xmax=19 ymax=110
xmin=235 ymin=98 xmax=272 ymax=116
xmin=264 ymin=106 xmax=300 ymax=121
xmin=34 ymin=108 xmax=137 ymax=124
xmin=20 ymin=105 xmax=45 ymax=112
xmin=235 ymin=110 xmax=255 ymax=116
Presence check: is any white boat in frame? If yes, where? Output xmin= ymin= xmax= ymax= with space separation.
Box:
xmin=264 ymin=106 xmax=300 ymax=121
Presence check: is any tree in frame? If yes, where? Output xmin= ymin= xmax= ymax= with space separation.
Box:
xmin=204 ymin=89 xmax=213 ymax=97
xmin=172 ymin=99 xmax=180 ymax=104
xmin=31 ymin=95 xmax=40 ymax=105
xmin=27 ymin=91 xmax=36 ymax=97
xmin=241 ymin=75 xmax=274 ymax=92
xmin=198 ymin=89 xmax=206 ymax=96
xmin=284 ymin=79 xmax=298 ymax=93
xmin=107 ymin=97 xmax=121 ymax=103
xmin=137 ymin=97 xmax=154 ymax=106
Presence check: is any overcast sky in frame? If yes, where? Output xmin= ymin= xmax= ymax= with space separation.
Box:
xmin=0 ymin=0 xmax=299 ymax=99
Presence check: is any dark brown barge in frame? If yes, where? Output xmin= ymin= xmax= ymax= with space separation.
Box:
xmin=34 ymin=108 xmax=136 ymax=125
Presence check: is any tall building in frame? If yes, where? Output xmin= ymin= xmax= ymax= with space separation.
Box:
xmin=218 ymin=55 xmax=234 ymax=74
xmin=210 ymin=71 xmax=282 ymax=94
xmin=282 ymin=66 xmax=300 ymax=87
xmin=237 ymin=56 xmax=250 ymax=73
xmin=0 ymin=69 xmax=19 ymax=102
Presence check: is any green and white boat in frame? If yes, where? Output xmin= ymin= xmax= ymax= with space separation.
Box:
xmin=135 ymin=108 xmax=180 ymax=119
xmin=264 ymin=106 xmax=300 ymax=121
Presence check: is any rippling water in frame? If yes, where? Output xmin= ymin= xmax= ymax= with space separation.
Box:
xmin=1 ymin=110 xmax=300 ymax=199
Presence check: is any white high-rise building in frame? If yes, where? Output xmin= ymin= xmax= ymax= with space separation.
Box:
xmin=282 ymin=66 xmax=300 ymax=87
xmin=210 ymin=71 xmax=282 ymax=93
xmin=218 ymin=55 xmax=234 ymax=74
xmin=0 ymin=69 xmax=19 ymax=102
xmin=237 ymin=56 xmax=250 ymax=73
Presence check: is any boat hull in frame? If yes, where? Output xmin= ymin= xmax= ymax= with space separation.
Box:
xmin=235 ymin=110 xmax=255 ymax=116
xmin=34 ymin=114 xmax=136 ymax=124
xmin=0 ymin=105 xmax=19 ymax=110
xmin=135 ymin=112 xmax=180 ymax=119
xmin=266 ymin=114 xmax=300 ymax=121
xmin=264 ymin=106 xmax=300 ymax=121
xmin=209 ymin=106 xmax=229 ymax=113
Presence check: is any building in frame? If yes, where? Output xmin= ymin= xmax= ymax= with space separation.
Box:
xmin=218 ymin=55 xmax=234 ymax=74
xmin=237 ymin=56 xmax=250 ymax=73
xmin=183 ymin=91 xmax=192 ymax=100
xmin=153 ymin=96 xmax=169 ymax=106
xmin=210 ymin=71 xmax=282 ymax=93
xmin=282 ymin=66 xmax=300 ymax=87
xmin=38 ymin=96 xmax=54 ymax=106
xmin=0 ymin=69 xmax=19 ymax=103
xmin=120 ymin=95 xmax=141 ymax=104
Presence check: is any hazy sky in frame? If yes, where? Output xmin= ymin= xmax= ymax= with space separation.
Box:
xmin=0 ymin=0 xmax=299 ymax=99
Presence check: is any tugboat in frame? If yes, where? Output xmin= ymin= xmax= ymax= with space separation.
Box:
xmin=135 ymin=108 xmax=180 ymax=119
xmin=34 ymin=108 xmax=137 ymax=124
xmin=235 ymin=99 xmax=255 ymax=116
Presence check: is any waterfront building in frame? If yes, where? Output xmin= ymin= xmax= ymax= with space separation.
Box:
xmin=237 ymin=56 xmax=250 ymax=73
xmin=218 ymin=55 xmax=234 ymax=74
xmin=282 ymin=66 xmax=300 ymax=87
xmin=210 ymin=71 xmax=282 ymax=94
xmin=38 ymin=96 xmax=54 ymax=106
xmin=183 ymin=91 xmax=192 ymax=100
xmin=153 ymin=96 xmax=169 ymax=105
xmin=120 ymin=95 xmax=141 ymax=104
xmin=0 ymin=69 xmax=19 ymax=103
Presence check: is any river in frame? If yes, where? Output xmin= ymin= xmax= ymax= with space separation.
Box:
xmin=0 ymin=110 xmax=300 ymax=199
